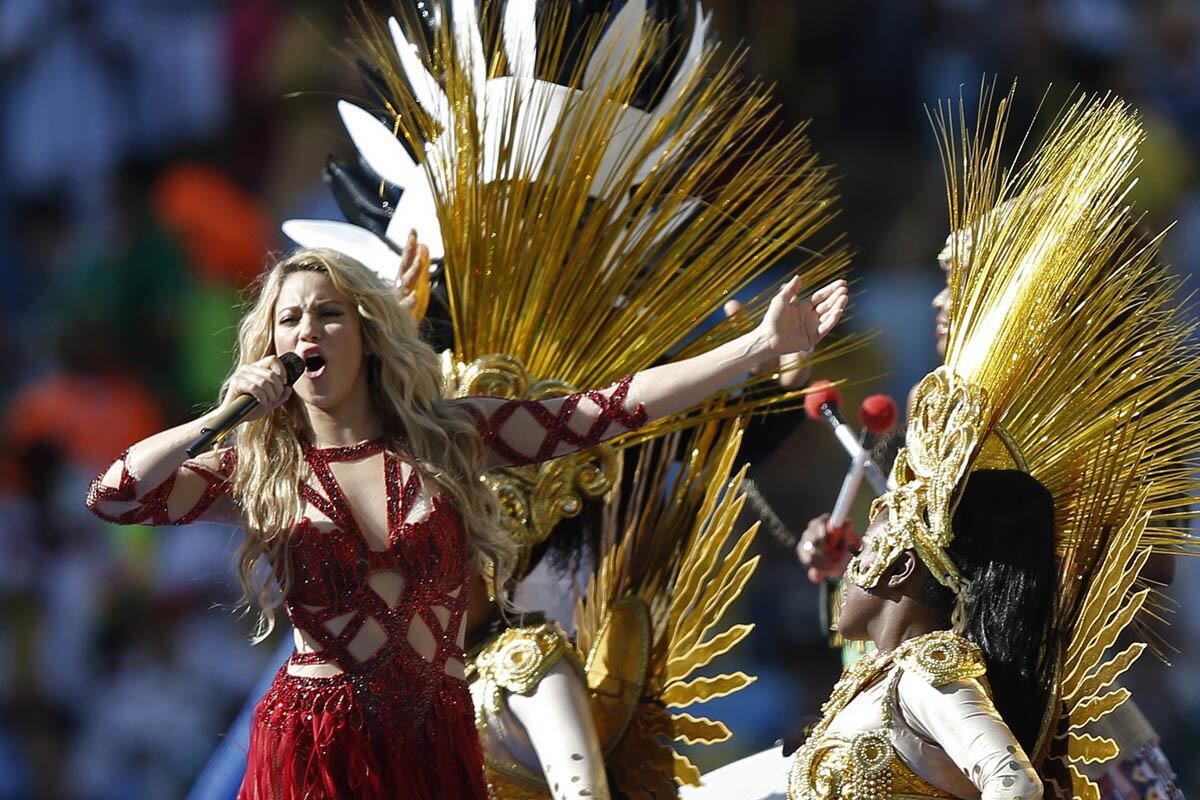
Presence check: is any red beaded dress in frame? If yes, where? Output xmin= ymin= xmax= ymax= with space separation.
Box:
xmin=85 ymin=379 xmax=647 ymax=800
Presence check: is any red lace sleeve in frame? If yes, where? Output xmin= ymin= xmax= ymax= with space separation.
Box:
xmin=462 ymin=375 xmax=649 ymax=468
xmin=85 ymin=448 xmax=238 ymax=526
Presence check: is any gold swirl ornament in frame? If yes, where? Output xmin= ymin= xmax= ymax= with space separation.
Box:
xmin=442 ymin=353 xmax=620 ymax=578
xmin=894 ymin=630 xmax=987 ymax=686
xmin=477 ymin=624 xmax=572 ymax=696
xmin=846 ymin=367 xmax=988 ymax=592
xmin=788 ymin=731 xmax=893 ymax=800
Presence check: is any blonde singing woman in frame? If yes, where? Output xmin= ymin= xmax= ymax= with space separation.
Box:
xmin=85 ymin=244 xmax=847 ymax=800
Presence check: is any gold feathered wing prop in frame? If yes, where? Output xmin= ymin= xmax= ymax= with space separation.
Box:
xmin=573 ymin=417 xmax=761 ymax=797
xmin=929 ymin=84 xmax=1200 ymax=798
xmin=1043 ymin=452 xmax=1153 ymax=799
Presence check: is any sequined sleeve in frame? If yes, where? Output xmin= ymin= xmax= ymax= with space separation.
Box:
xmin=896 ymin=672 xmax=1043 ymax=800
xmin=85 ymin=447 xmax=238 ymax=526
xmin=460 ymin=375 xmax=649 ymax=468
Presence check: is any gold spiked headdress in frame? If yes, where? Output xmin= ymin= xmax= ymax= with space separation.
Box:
xmin=285 ymin=0 xmax=853 ymax=577
xmin=847 ymin=367 xmax=987 ymax=591
xmin=847 ymin=85 xmax=1200 ymax=797
xmin=847 ymin=88 xmax=1199 ymax=592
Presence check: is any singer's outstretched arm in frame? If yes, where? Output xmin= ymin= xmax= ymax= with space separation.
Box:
xmin=85 ymin=355 xmax=290 ymax=526
xmin=462 ymin=277 xmax=848 ymax=471
xmin=86 ymin=418 xmax=239 ymax=526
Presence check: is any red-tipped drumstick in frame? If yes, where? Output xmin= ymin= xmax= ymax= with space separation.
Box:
xmin=860 ymin=394 xmax=898 ymax=435
xmin=828 ymin=393 xmax=899 ymax=541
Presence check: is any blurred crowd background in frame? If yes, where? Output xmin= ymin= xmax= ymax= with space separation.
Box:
xmin=1 ymin=0 xmax=1198 ymax=797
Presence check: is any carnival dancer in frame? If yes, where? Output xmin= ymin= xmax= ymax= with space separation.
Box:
xmin=462 ymin=413 xmax=765 ymax=799
xmin=689 ymin=88 xmax=1200 ymax=800
xmin=795 ymin=229 xmax=1186 ymax=800
xmin=787 ymin=89 xmax=1200 ymax=800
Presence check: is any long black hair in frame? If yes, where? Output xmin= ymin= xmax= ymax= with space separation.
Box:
xmin=923 ymin=468 xmax=1059 ymax=754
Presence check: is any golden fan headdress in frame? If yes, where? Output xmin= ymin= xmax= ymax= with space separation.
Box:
xmin=847 ymin=87 xmax=1200 ymax=590
xmin=284 ymin=0 xmax=853 ymax=574
xmin=847 ymin=84 xmax=1200 ymax=797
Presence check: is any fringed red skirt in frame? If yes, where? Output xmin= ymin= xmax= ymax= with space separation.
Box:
xmin=238 ymin=661 xmax=485 ymax=800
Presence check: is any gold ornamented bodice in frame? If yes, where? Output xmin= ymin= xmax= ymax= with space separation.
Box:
xmin=787 ymin=631 xmax=986 ymax=800
xmin=467 ymin=622 xmax=581 ymax=800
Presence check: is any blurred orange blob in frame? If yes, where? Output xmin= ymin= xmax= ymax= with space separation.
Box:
xmin=153 ymin=164 xmax=272 ymax=288
xmin=5 ymin=374 xmax=166 ymax=479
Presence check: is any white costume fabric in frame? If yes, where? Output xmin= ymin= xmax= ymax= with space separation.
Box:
xmin=687 ymin=634 xmax=1042 ymax=800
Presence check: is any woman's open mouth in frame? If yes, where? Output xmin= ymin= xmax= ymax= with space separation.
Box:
xmin=304 ymin=353 xmax=327 ymax=379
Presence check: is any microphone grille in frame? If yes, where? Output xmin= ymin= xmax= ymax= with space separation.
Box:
xmin=279 ymin=352 xmax=306 ymax=386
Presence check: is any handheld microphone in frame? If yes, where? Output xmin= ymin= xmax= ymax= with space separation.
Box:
xmin=186 ymin=353 xmax=307 ymax=457
xmin=828 ymin=394 xmax=899 ymax=530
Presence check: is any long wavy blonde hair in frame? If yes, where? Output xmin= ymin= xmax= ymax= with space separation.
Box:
xmin=225 ymin=248 xmax=513 ymax=640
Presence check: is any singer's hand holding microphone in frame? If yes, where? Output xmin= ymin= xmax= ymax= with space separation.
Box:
xmin=228 ymin=356 xmax=296 ymax=417
xmin=187 ymin=353 xmax=308 ymax=457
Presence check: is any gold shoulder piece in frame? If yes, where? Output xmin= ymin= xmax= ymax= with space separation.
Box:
xmin=443 ymin=353 xmax=621 ymax=580
xmin=475 ymin=623 xmax=574 ymax=697
xmin=893 ymin=631 xmax=986 ymax=687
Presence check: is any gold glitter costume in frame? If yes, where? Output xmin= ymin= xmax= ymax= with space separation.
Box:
xmin=787 ymin=631 xmax=1009 ymax=800
xmin=284 ymin=1 xmax=853 ymax=796
xmin=799 ymin=86 xmax=1200 ymax=800
xmin=471 ymin=418 xmax=764 ymax=800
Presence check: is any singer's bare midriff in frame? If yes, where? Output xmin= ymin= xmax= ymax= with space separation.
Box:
xmin=289 ymin=600 xmax=468 ymax=680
